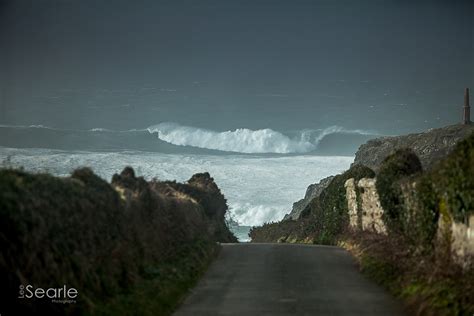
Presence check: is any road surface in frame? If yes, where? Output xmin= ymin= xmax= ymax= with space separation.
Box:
xmin=174 ymin=243 xmax=405 ymax=316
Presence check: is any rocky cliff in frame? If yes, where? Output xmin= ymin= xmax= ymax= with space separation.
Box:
xmin=250 ymin=165 xmax=375 ymax=244
xmin=353 ymin=124 xmax=474 ymax=171
xmin=283 ymin=176 xmax=334 ymax=220
xmin=284 ymin=125 xmax=473 ymax=222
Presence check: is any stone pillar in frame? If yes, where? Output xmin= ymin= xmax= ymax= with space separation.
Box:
xmin=344 ymin=178 xmax=358 ymax=229
xmin=358 ymin=178 xmax=386 ymax=234
xmin=463 ymin=88 xmax=471 ymax=125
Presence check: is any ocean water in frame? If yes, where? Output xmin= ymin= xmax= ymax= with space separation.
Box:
xmin=0 ymin=123 xmax=365 ymax=241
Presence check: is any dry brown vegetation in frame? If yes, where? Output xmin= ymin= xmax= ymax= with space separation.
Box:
xmin=342 ymin=231 xmax=474 ymax=316
xmin=0 ymin=166 xmax=236 ymax=315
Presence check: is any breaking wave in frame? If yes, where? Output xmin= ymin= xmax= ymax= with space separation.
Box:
xmin=147 ymin=122 xmax=376 ymax=154
xmin=0 ymin=122 xmax=379 ymax=154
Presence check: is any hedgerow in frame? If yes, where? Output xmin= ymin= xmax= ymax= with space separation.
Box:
xmin=375 ymin=148 xmax=423 ymax=233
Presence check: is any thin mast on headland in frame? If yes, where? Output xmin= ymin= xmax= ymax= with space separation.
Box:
xmin=463 ymin=88 xmax=471 ymax=125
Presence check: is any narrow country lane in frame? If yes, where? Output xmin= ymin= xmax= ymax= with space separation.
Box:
xmin=174 ymin=243 xmax=405 ymax=316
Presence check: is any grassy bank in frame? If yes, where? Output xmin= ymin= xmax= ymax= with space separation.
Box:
xmin=0 ymin=167 xmax=236 ymax=315
xmin=95 ymin=239 xmax=220 ymax=316
xmin=341 ymin=231 xmax=473 ymax=316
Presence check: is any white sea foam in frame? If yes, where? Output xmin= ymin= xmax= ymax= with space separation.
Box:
xmin=0 ymin=147 xmax=353 ymax=231
xmin=0 ymin=124 xmax=57 ymax=130
xmin=147 ymin=122 xmax=376 ymax=154
xmin=89 ymin=128 xmax=113 ymax=132
xmin=0 ymin=124 xmax=146 ymax=133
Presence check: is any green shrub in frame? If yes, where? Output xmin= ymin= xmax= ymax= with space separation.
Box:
xmin=0 ymin=167 xmax=235 ymax=315
xmin=311 ymin=164 xmax=375 ymax=244
xmin=376 ymin=148 xmax=423 ymax=233
xmin=400 ymin=175 xmax=439 ymax=250
xmin=401 ymin=131 xmax=474 ymax=252
xmin=428 ymin=132 xmax=474 ymax=222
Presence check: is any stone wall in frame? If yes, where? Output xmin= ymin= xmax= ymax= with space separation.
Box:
xmin=358 ymin=178 xmax=386 ymax=234
xmin=344 ymin=177 xmax=386 ymax=234
xmin=344 ymin=178 xmax=358 ymax=229
xmin=346 ymin=176 xmax=474 ymax=261
xmin=438 ymin=212 xmax=474 ymax=264
xmin=452 ymin=216 xmax=474 ymax=260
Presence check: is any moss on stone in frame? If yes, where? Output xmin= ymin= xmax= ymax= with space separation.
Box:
xmin=311 ymin=164 xmax=375 ymax=244
xmin=426 ymin=131 xmax=474 ymax=222
xmin=375 ymin=148 xmax=423 ymax=233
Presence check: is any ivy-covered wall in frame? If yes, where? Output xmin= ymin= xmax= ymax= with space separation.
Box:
xmin=347 ymin=133 xmax=474 ymax=259
xmin=251 ymin=132 xmax=474 ymax=260
xmin=250 ymin=164 xmax=375 ymax=245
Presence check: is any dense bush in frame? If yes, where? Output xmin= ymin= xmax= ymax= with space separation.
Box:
xmin=308 ymin=164 xmax=375 ymax=244
xmin=162 ymin=172 xmax=236 ymax=242
xmin=375 ymin=148 xmax=423 ymax=233
xmin=0 ymin=167 xmax=235 ymax=315
xmin=404 ymin=131 xmax=474 ymax=251
xmin=376 ymin=134 xmax=474 ymax=248
xmin=427 ymin=131 xmax=474 ymax=223
xmin=398 ymin=176 xmax=439 ymax=250
xmin=0 ymin=168 xmax=127 ymax=315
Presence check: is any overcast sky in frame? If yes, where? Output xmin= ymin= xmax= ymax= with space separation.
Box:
xmin=0 ymin=0 xmax=473 ymax=133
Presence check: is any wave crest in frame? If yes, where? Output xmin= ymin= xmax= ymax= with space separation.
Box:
xmin=147 ymin=122 xmax=376 ymax=154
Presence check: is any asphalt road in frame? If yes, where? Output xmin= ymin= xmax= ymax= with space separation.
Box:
xmin=174 ymin=243 xmax=405 ymax=316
